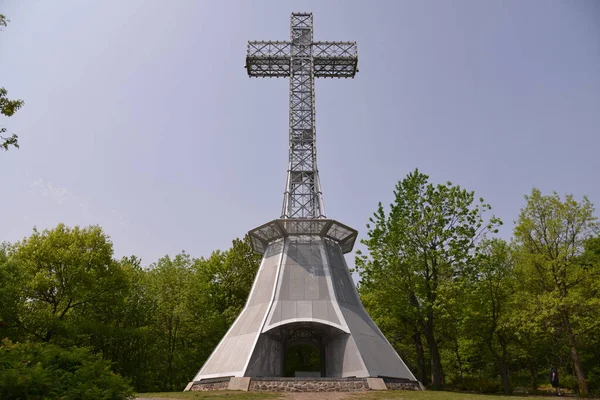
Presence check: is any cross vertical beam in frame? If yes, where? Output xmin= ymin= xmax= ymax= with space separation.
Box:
xmin=285 ymin=13 xmax=321 ymax=219
xmin=245 ymin=12 xmax=358 ymax=219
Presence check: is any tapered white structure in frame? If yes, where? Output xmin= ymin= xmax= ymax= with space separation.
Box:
xmin=193 ymin=220 xmax=417 ymax=380
xmin=191 ymin=13 xmax=417 ymax=384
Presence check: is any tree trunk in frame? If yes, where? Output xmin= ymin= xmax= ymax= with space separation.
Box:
xmin=453 ymin=338 xmax=464 ymax=385
xmin=423 ymin=319 xmax=443 ymax=389
xmin=43 ymin=329 xmax=54 ymax=343
xmin=563 ymin=314 xmax=588 ymax=397
xmin=413 ymin=331 xmax=427 ymax=384
xmin=497 ymin=338 xmax=511 ymax=394
xmin=500 ymin=349 xmax=512 ymax=395
xmin=499 ymin=360 xmax=511 ymax=395
xmin=570 ymin=344 xmax=588 ymax=397
xmin=527 ymin=358 xmax=537 ymax=393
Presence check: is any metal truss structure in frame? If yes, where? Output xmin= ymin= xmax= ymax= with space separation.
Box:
xmin=246 ymin=13 xmax=358 ymax=219
xmin=187 ymin=14 xmax=421 ymax=386
xmin=248 ymin=218 xmax=357 ymax=254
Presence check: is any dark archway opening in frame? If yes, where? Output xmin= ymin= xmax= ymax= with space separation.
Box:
xmin=262 ymin=322 xmax=348 ymax=377
xmin=284 ymin=344 xmax=322 ymax=377
xmin=283 ymin=328 xmax=325 ymax=377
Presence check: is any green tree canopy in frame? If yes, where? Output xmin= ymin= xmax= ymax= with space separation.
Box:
xmin=0 ymin=15 xmax=25 ymax=151
xmin=513 ymin=188 xmax=599 ymax=397
xmin=3 ymin=224 xmax=127 ymax=344
xmin=356 ymin=169 xmax=501 ymax=389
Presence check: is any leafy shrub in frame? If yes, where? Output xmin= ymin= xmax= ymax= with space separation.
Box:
xmin=559 ymin=374 xmax=579 ymax=391
xmin=458 ymin=376 xmax=502 ymax=393
xmin=0 ymin=339 xmax=134 ymax=400
xmin=586 ymin=365 xmax=600 ymax=395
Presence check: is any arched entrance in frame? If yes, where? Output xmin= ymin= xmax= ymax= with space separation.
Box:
xmin=246 ymin=321 xmax=348 ymax=378
xmin=283 ymin=328 xmax=325 ymax=377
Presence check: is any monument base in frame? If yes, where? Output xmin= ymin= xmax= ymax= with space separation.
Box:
xmin=188 ymin=376 xmax=422 ymax=392
xmin=191 ymin=220 xmax=420 ymax=386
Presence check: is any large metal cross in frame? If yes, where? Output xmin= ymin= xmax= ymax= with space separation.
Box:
xmin=245 ymin=12 xmax=358 ymax=219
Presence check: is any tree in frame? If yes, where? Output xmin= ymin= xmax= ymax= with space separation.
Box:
xmin=356 ymin=169 xmax=501 ymax=389
xmin=73 ymin=233 xmax=261 ymax=393
xmin=0 ymin=226 xmax=266 ymax=393
xmin=0 ymin=242 xmax=25 ymax=341
xmin=0 ymin=339 xmax=133 ymax=400
xmin=144 ymin=252 xmax=195 ymax=391
xmin=513 ymin=188 xmax=599 ymax=397
xmin=575 ymin=237 xmax=600 ymax=394
xmin=6 ymin=224 xmax=127 ymax=344
xmin=358 ymin=268 xmax=428 ymax=384
xmin=82 ymin=255 xmax=158 ymax=392
xmin=462 ymin=239 xmax=517 ymax=394
xmin=1 ymin=15 xmax=25 ymax=151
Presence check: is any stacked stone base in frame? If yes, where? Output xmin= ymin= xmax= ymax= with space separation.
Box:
xmin=381 ymin=376 xmax=424 ymax=390
xmin=189 ymin=377 xmax=422 ymax=392
xmin=189 ymin=377 xmax=231 ymax=391
xmin=250 ymin=377 xmax=368 ymax=392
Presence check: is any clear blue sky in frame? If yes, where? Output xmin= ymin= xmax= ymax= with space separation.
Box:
xmin=1 ymin=0 xmax=599 ymax=270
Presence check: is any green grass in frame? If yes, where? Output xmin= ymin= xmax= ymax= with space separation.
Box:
xmin=135 ymin=391 xmax=571 ymax=400
xmin=135 ymin=391 xmax=282 ymax=399
xmin=350 ymin=390 xmax=564 ymax=399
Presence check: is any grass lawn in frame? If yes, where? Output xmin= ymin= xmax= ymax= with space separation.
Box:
xmin=351 ymin=390 xmax=566 ymax=399
xmin=135 ymin=390 xmax=569 ymax=400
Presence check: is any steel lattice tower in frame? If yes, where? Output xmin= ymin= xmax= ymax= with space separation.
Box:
xmin=246 ymin=13 xmax=358 ymax=219
xmin=188 ymin=13 xmax=420 ymax=388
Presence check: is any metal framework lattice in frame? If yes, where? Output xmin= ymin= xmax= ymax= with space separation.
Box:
xmin=247 ymin=218 xmax=358 ymax=254
xmin=246 ymin=12 xmax=358 ymax=219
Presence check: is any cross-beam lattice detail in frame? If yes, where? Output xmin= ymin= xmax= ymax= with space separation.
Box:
xmin=245 ymin=12 xmax=358 ymax=219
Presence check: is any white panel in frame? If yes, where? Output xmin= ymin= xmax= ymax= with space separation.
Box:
xmin=290 ymin=265 xmax=306 ymax=300
xmin=267 ymin=301 xmax=283 ymax=325
xmin=194 ymin=234 xmax=418 ymax=384
xmin=296 ymin=300 xmax=312 ymax=318
xmin=198 ymin=333 xmax=255 ymax=375
xmin=281 ymin=300 xmax=297 ymax=320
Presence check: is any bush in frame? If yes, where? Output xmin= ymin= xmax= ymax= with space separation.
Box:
xmin=560 ymin=374 xmax=579 ymax=392
xmin=587 ymin=365 xmax=600 ymax=395
xmin=458 ymin=376 xmax=502 ymax=394
xmin=0 ymin=339 xmax=134 ymax=400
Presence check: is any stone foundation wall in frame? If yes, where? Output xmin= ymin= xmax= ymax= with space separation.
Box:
xmin=190 ymin=376 xmax=422 ymax=392
xmin=190 ymin=377 xmax=231 ymax=391
xmin=249 ymin=378 xmax=368 ymax=392
xmin=381 ymin=377 xmax=422 ymax=390
xmin=385 ymin=381 xmax=421 ymax=390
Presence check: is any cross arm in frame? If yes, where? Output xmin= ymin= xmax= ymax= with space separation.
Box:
xmin=245 ymin=40 xmax=358 ymax=78
xmin=313 ymin=41 xmax=358 ymax=78
xmin=246 ymin=41 xmax=291 ymax=77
